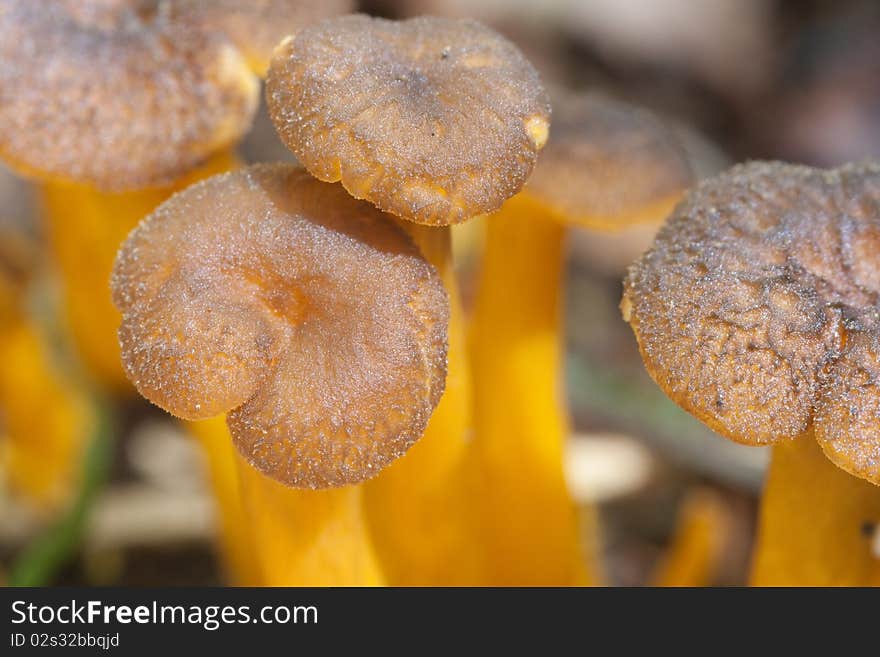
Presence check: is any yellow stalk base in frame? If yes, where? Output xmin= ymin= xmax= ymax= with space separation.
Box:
xmin=186 ymin=416 xmax=260 ymax=586
xmin=0 ymin=314 xmax=91 ymax=511
xmin=363 ymin=225 xmax=482 ymax=585
xmin=469 ymin=194 xmax=599 ymax=585
xmin=235 ymin=448 xmax=384 ymax=586
xmin=651 ymin=488 xmax=731 ymax=587
xmin=39 ymin=150 xmax=240 ymax=392
xmin=751 ymin=436 xmax=880 ymax=586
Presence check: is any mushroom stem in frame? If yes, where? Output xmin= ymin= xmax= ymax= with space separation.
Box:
xmin=0 ymin=311 xmax=91 ymax=511
xmin=750 ymin=435 xmax=880 ymax=586
xmin=186 ymin=416 xmax=260 ymax=586
xmin=38 ymin=149 xmax=240 ymax=391
xmin=234 ymin=449 xmax=385 ymax=586
xmin=363 ymin=224 xmax=481 ymax=584
xmin=469 ymin=193 xmax=600 ymax=585
xmin=651 ymin=488 xmax=731 ymax=587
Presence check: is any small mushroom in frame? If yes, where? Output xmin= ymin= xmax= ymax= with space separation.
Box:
xmin=112 ymin=162 xmax=448 ymax=584
xmin=468 ymin=93 xmax=715 ymax=585
xmin=623 ymin=160 xmax=880 ymax=585
xmin=266 ymin=14 xmax=550 ymax=226
xmin=265 ymin=15 xmax=550 ymax=583
xmin=112 ymin=163 xmax=448 ymax=488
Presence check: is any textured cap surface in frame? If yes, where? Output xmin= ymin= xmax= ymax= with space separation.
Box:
xmin=623 ymin=161 xmax=880 ymax=483
xmin=112 ymin=163 xmax=448 ymax=487
xmin=0 ymin=0 xmax=258 ymax=191
xmin=267 ymin=14 xmax=550 ymax=225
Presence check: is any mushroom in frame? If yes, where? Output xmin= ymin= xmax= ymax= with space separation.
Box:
xmin=265 ymin=14 xmax=549 ymax=583
xmin=112 ymin=162 xmax=448 ymax=582
xmin=170 ymin=0 xmax=355 ymax=77
xmin=0 ymin=0 xmax=259 ymax=390
xmin=622 ymin=160 xmax=880 ymax=585
xmin=469 ymin=93 xmax=716 ymax=584
xmin=266 ymin=14 xmax=549 ymax=226
xmin=0 ymin=226 xmax=92 ymax=511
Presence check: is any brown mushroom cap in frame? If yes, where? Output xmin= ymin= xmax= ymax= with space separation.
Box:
xmin=622 ymin=160 xmax=880 ymax=484
xmin=171 ymin=0 xmax=355 ymax=77
xmin=266 ymin=14 xmax=550 ymax=226
xmin=0 ymin=0 xmax=258 ymax=191
xmin=527 ymin=93 xmax=705 ymax=230
xmin=112 ymin=163 xmax=448 ymax=488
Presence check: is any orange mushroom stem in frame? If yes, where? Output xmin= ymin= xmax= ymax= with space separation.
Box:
xmin=468 ymin=94 xmax=716 ymax=584
xmin=469 ymin=194 xmax=593 ymax=584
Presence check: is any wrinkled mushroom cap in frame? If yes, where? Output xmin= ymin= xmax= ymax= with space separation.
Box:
xmin=267 ymin=14 xmax=550 ymax=226
xmin=171 ymin=0 xmax=355 ymax=78
xmin=623 ymin=161 xmax=880 ymax=484
xmin=0 ymin=0 xmax=259 ymax=191
xmin=112 ymin=163 xmax=448 ymax=488
xmin=527 ymin=93 xmax=704 ymax=231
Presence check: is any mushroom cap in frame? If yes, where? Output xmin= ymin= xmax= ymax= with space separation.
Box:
xmin=622 ymin=160 xmax=880 ymax=484
xmin=527 ymin=93 xmax=705 ymax=231
xmin=0 ymin=0 xmax=259 ymax=191
xmin=112 ymin=163 xmax=448 ymax=488
xmin=170 ymin=0 xmax=354 ymax=77
xmin=266 ymin=14 xmax=550 ymax=226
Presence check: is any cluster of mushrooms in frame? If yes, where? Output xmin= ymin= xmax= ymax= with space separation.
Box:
xmin=0 ymin=0 xmax=878 ymax=586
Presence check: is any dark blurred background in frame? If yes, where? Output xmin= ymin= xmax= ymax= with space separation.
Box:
xmin=1 ymin=0 xmax=878 ymax=586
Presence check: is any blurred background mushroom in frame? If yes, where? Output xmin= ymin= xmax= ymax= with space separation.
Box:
xmin=169 ymin=0 xmax=356 ymax=77
xmin=3 ymin=0 xmax=879 ymax=586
